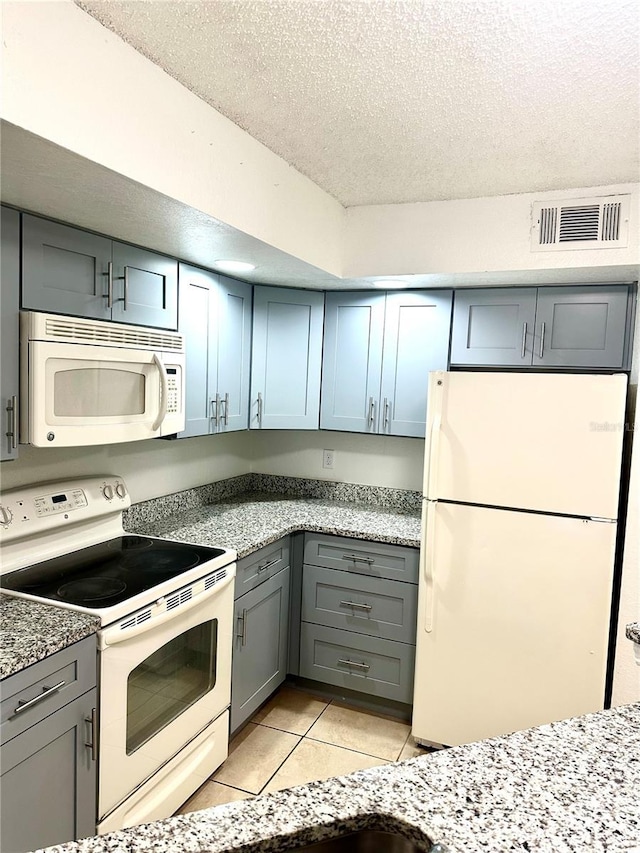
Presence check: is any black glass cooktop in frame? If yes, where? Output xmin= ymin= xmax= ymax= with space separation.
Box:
xmin=0 ymin=535 xmax=226 ymax=608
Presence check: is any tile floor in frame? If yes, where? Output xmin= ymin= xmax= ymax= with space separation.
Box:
xmin=178 ymin=686 xmax=430 ymax=814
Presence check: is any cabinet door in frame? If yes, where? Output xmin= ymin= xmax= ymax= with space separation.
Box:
xmin=380 ymin=290 xmax=452 ymax=438
xmin=178 ymin=264 xmax=218 ymax=438
xmin=320 ymin=292 xmax=385 ymax=433
xmin=1 ymin=207 xmax=20 ymax=461
xmin=21 ymin=214 xmax=112 ymax=320
xmin=231 ymin=566 xmax=290 ymax=733
xmin=450 ymin=288 xmax=537 ymax=366
xmin=216 ymin=276 xmax=252 ymax=432
xmin=111 ymin=242 xmax=178 ymax=329
xmin=0 ymin=688 xmax=97 ymax=853
xmin=533 ymin=285 xmax=631 ymax=368
xmin=250 ymin=287 xmax=324 ymax=430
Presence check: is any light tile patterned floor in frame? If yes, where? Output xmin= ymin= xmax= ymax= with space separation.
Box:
xmin=178 ymin=687 xmax=432 ymax=815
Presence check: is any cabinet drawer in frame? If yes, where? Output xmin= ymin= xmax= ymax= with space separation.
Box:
xmin=303 ymin=534 xmax=419 ymax=584
xmin=235 ymin=537 xmax=290 ymax=600
xmin=1 ymin=636 xmax=96 ymax=746
xmin=299 ymin=623 xmax=415 ymax=704
xmin=302 ymin=565 xmax=417 ymax=644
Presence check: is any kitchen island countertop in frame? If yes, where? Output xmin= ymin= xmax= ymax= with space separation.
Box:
xmin=126 ymin=490 xmax=422 ymax=557
xmin=0 ymin=595 xmax=100 ymax=679
xmin=38 ymin=701 xmax=640 ymax=853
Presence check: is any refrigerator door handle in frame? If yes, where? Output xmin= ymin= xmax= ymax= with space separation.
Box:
xmin=425 ymin=412 xmax=442 ymax=497
xmin=422 ymin=498 xmax=437 ymax=633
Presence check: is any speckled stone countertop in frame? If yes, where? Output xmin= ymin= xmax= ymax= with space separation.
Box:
xmin=0 ymin=595 xmax=99 ymax=679
xmin=628 ymin=623 xmax=640 ymax=644
xmin=38 ymin=702 xmax=640 ymax=853
xmin=126 ymin=492 xmax=421 ymax=558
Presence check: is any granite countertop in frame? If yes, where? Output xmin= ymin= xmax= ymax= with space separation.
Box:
xmin=39 ymin=702 xmax=640 ymax=853
xmin=0 ymin=595 xmax=100 ymax=679
xmin=627 ymin=623 xmax=640 ymax=644
xmin=126 ymin=491 xmax=422 ymax=558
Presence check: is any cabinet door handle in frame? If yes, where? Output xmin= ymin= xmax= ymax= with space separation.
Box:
xmin=257 ymin=557 xmax=279 ymax=573
xmin=257 ymin=392 xmax=263 ymax=427
xmin=383 ymin=398 xmax=390 ymax=430
xmin=539 ymin=322 xmax=546 ymax=358
xmin=222 ymin=392 xmax=229 ymax=426
xmin=337 ymin=659 xmax=370 ymax=671
xmin=6 ymin=395 xmax=17 ymax=452
xmin=103 ymin=260 xmax=114 ymax=308
xmin=114 ymin=266 xmax=129 ymax=310
xmin=521 ymin=322 xmax=527 ymax=358
xmin=12 ymin=680 xmax=66 ymax=717
xmin=210 ymin=397 xmax=218 ymax=425
xmin=368 ymin=397 xmax=375 ymax=427
xmin=339 ymin=600 xmax=373 ymax=612
xmin=341 ymin=553 xmax=375 ymax=565
xmin=237 ymin=610 xmax=247 ymax=646
xmin=85 ymin=707 xmax=97 ymax=761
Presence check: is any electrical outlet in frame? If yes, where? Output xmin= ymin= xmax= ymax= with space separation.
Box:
xmin=323 ymin=449 xmax=335 ymax=469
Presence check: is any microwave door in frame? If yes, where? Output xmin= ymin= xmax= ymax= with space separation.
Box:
xmin=27 ymin=341 xmax=164 ymax=447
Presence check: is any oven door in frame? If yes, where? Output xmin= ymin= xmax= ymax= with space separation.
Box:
xmin=26 ymin=340 xmax=176 ymax=447
xmin=97 ymin=572 xmax=233 ymax=821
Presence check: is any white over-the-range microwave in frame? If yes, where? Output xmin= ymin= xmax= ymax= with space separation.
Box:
xmin=20 ymin=311 xmax=186 ymax=447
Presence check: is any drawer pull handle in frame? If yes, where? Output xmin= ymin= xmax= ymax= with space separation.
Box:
xmin=85 ymin=707 xmax=97 ymax=761
xmin=339 ymin=600 xmax=373 ymax=612
xmin=12 ymin=680 xmax=66 ymax=717
xmin=341 ymin=554 xmax=375 ymax=565
xmin=257 ymin=557 xmax=279 ymax=573
xmin=338 ymin=659 xmax=370 ymax=671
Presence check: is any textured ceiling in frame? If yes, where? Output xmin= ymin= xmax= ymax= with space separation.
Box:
xmin=76 ymin=0 xmax=639 ymax=208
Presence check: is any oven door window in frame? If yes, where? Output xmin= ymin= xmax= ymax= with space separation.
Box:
xmin=126 ymin=620 xmax=218 ymax=754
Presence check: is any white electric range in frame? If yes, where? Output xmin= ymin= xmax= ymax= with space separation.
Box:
xmin=0 ymin=476 xmax=236 ymax=834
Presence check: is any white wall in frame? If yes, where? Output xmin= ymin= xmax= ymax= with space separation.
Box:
xmin=250 ymin=430 xmax=424 ymax=491
xmin=0 ymin=432 xmax=252 ymax=505
xmin=1 ymin=0 xmax=344 ymax=276
xmin=345 ymin=184 xmax=640 ymax=277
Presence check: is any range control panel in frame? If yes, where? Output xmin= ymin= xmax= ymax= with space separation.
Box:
xmin=0 ymin=476 xmax=131 ymax=543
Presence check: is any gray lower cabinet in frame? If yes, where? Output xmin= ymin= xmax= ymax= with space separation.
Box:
xmin=451 ymin=284 xmax=635 ymax=368
xmin=0 ymin=637 xmax=97 ymax=853
xmin=321 ymin=290 xmax=452 ymax=437
xmin=1 ymin=207 xmax=20 ymax=462
xmin=299 ymin=534 xmax=418 ymax=705
xmin=22 ymin=213 xmax=178 ymax=329
xmin=231 ymin=563 xmax=291 ymax=733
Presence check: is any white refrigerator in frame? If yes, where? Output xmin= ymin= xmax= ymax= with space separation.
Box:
xmin=411 ymin=370 xmax=628 ymax=747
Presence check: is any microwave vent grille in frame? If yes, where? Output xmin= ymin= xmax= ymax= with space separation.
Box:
xmin=43 ymin=317 xmax=183 ymax=351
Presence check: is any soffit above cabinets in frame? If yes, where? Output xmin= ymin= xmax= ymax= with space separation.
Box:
xmin=75 ymin=0 xmax=639 ymax=207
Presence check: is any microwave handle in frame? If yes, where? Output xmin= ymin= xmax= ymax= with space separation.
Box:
xmin=151 ymin=354 xmax=169 ymax=431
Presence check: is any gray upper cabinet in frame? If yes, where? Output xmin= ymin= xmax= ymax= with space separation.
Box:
xmin=1 ymin=207 xmax=20 ymax=461
xmin=321 ymin=290 xmax=452 ymax=438
xmin=450 ymin=288 xmax=537 ymax=366
xmin=532 ymin=285 xmax=632 ymax=368
xmin=451 ymin=284 xmax=634 ymax=369
xmin=250 ymin=286 xmax=324 ymax=430
xmin=22 ymin=214 xmax=178 ymax=329
xmin=179 ymin=264 xmax=251 ymax=438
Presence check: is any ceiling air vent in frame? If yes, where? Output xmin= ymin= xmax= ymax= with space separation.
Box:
xmin=531 ymin=195 xmax=630 ymax=252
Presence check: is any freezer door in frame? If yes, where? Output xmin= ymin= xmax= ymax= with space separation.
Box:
xmin=423 ymin=371 xmax=627 ymax=519
xmin=412 ymin=502 xmax=617 ymax=747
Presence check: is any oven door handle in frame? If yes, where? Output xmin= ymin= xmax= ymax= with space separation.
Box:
xmin=99 ymin=569 xmax=235 ymax=649
xmin=151 ymin=354 xmax=169 ymax=432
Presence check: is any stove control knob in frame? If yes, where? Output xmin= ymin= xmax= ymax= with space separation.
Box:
xmin=115 ymin=483 xmax=127 ymax=499
xmin=102 ymin=485 xmax=114 ymax=501
xmin=0 ymin=505 xmax=13 ymax=526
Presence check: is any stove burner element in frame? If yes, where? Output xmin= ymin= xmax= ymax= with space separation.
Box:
xmin=122 ymin=548 xmax=200 ymax=574
xmin=58 ymin=577 xmax=127 ymax=603
xmin=108 ymin=535 xmax=153 ymax=551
